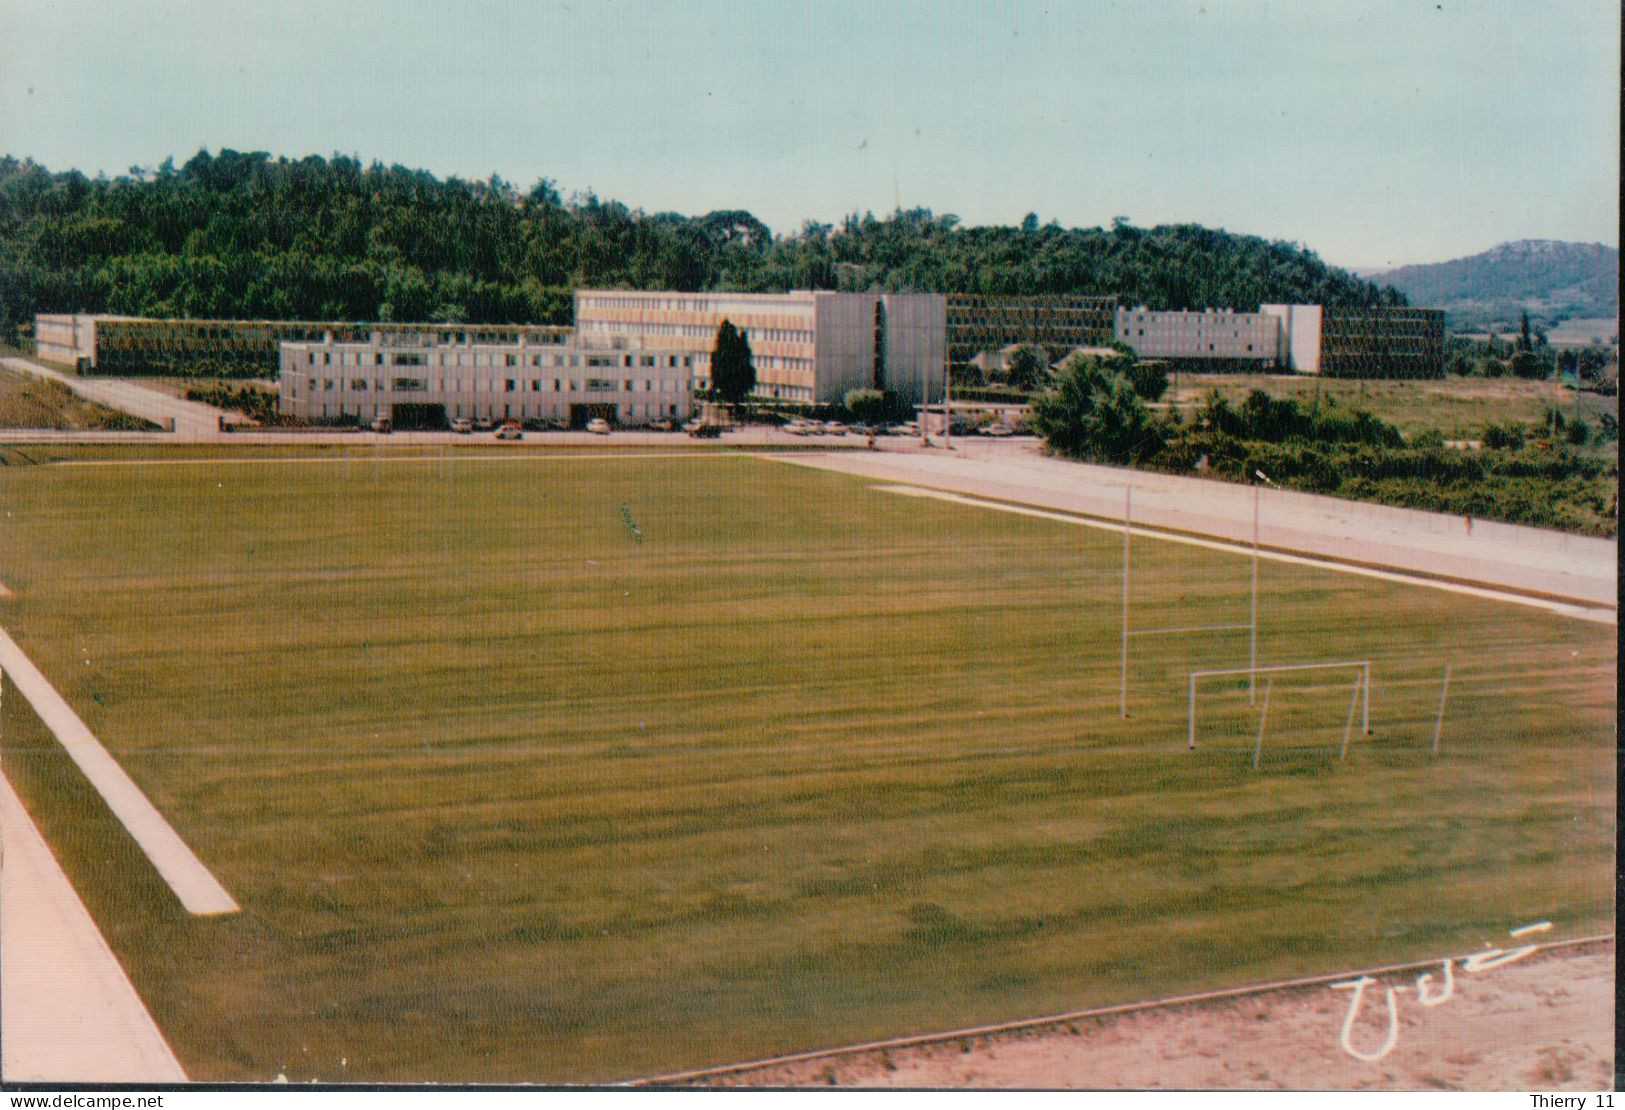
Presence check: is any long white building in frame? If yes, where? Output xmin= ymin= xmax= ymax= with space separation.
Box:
xmin=278 ymin=329 xmax=694 ymax=426
xmin=574 ymin=290 xmax=945 ymax=405
xmin=1114 ymin=307 xmax=1282 ymax=367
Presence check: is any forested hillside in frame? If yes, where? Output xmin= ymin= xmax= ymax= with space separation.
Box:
xmin=1 ymin=149 xmax=1404 ymax=341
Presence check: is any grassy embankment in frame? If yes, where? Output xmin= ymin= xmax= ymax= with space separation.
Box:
xmin=0 ymin=450 xmax=1612 ymax=1082
xmin=1162 ymin=373 xmax=1617 ymax=445
xmin=0 ymin=366 xmax=157 ymax=431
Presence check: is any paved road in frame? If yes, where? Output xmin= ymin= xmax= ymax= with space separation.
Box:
xmin=0 ymin=772 xmax=188 ymax=1082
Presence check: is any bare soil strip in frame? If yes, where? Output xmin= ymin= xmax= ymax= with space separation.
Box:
xmin=0 ymin=628 xmax=239 ymax=915
xmin=651 ymin=939 xmax=1613 ymax=1091
xmin=0 ymin=770 xmax=189 ymax=1082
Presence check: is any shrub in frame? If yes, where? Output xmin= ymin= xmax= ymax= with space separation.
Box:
xmin=1128 ymin=360 xmax=1169 ymax=402
xmin=1033 ymin=354 xmax=1162 ymax=464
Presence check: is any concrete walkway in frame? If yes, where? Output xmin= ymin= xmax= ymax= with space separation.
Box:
xmin=1 ymin=771 xmax=188 ymax=1082
xmin=778 ymin=442 xmax=1618 ymax=610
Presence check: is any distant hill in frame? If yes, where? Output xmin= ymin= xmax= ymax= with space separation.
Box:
xmin=1373 ymin=240 xmax=1618 ymax=332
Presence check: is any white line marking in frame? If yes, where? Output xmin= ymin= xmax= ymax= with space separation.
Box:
xmin=1510 ymin=921 xmax=1554 ymax=938
xmin=0 ymin=628 xmax=238 ymax=915
xmin=873 ymin=484 xmax=1616 ymax=625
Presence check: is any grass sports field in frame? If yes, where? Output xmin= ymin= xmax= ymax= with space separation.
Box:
xmin=0 ymin=447 xmax=1614 ymax=1083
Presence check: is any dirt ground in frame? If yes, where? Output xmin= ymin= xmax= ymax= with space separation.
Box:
xmin=684 ymin=944 xmax=1614 ymax=1091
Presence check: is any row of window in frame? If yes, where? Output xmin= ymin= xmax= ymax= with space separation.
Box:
xmin=585 ymin=320 xmax=814 ymax=346
xmin=289 ymin=376 xmax=686 ymax=397
xmin=297 ymin=348 xmax=691 ymax=370
xmin=308 ymin=402 xmax=684 ymax=420
xmin=579 ymin=294 xmax=803 ymax=315
xmin=1129 ymin=342 xmax=1263 ymax=354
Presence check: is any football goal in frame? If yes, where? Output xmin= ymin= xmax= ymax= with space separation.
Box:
xmin=1187 ymin=659 xmax=1371 ymax=758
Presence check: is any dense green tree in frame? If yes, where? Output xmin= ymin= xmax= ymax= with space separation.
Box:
xmin=1002 ymin=344 xmax=1051 ymax=391
xmin=1127 ymin=359 xmax=1169 ymax=402
xmin=0 ymin=151 xmax=1410 ymax=345
xmin=710 ymin=319 xmax=755 ymax=404
xmin=1031 ymin=353 xmax=1162 ymax=464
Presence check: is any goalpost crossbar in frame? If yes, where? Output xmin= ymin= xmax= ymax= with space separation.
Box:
xmin=1188 ymin=660 xmax=1370 ymax=751
xmin=1127 ymin=622 xmax=1252 ymax=638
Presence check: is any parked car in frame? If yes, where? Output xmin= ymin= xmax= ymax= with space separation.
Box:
xmin=783 ymin=420 xmax=813 ymax=436
xmin=450 ymin=418 xmax=473 ymax=434
xmin=494 ymin=423 xmax=523 ymax=440
xmin=370 ymin=416 xmax=392 ymax=433
xmin=586 ymin=418 xmax=612 ymax=435
xmin=473 ymin=417 xmax=495 ymax=431
xmin=687 ymin=422 xmax=723 ymax=438
xmin=651 ymin=418 xmax=677 ymax=431
xmin=822 ymin=421 xmax=849 ymax=436
xmin=981 ymin=422 xmax=1014 ymax=437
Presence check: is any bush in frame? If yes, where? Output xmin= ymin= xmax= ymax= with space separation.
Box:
xmin=1032 ymin=354 xmax=1162 ymax=464
xmin=842 ymin=388 xmax=889 ymax=425
xmin=1566 ymin=420 xmax=1590 ymax=446
xmin=1482 ymin=423 xmax=1526 ymax=450
xmin=1128 ymin=360 xmax=1169 ymax=402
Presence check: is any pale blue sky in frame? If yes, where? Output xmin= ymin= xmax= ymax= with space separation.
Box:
xmin=1 ymin=0 xmax=1617 ymax=269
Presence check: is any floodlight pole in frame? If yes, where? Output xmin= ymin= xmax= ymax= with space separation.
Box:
xmin=1120 ymin=486 xmax=1131 ymax=718
xmin=1250 ymin=484 xmax=1259 ymax=705
xmin=943 ymin=345 xmax=953 ymax=451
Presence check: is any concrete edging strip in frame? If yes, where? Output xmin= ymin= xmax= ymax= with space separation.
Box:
xmin=0 ymin=769 xmax=189 ymax=1081
xmin=0 ymin=628 xmax=239 ymax=915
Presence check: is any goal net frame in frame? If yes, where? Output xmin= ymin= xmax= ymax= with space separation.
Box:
xmin=1187 ymin=659 xmax=1370 ymax=756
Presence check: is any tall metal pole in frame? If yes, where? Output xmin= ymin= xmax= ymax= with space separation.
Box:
xmin=1250 ymin=483 xmax=1259 ymax=705
xmin=943 ymin=340 xmax=953 ymax=451
xmin=919 ymin=350 xmax=928 ymax=447
xmin=1120 ymin=486 xmax=1131 ymax=718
